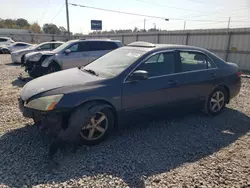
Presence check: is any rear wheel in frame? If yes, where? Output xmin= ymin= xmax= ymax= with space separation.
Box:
xmin=204 ymin=86 xmax=228 ymax=116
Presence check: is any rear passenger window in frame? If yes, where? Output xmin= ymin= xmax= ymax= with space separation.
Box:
xmin=0 ymin=38 xmax=8 ymax=42
xmin=84 ymin=41 xmax=118 ymax=51
xmin=180 ymin=52 xmax=208 ymax=72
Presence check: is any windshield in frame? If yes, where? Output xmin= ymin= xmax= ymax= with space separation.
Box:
xmin=52 ymin=40 xmax=73 ymax=53
xmin=83 ymin=47 xmax=147 ymax=78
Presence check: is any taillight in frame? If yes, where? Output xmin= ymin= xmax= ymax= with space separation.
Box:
xmin=237 ymin=71 xmax=241 ymax=77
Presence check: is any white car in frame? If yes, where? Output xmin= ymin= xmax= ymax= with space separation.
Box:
xmin=0 ymin=37 xmax=15 ymax=47
xmin=0 ymin=42 xmax=32 ymax=54
xmin=11 ymin=41 xmax=64 ymax=64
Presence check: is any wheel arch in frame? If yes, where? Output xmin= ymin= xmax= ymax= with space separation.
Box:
xmin=76 ymin=99 xmax=118 ymax=127
xmin=217 ymin=85 xmax=230 ymax=103
xmin=49 ymin=60 xmax=61 ymax=69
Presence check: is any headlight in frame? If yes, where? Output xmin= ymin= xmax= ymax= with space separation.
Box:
xmin=41 ymin=56 xmax=54 ymax=67
xmin=25 ymin=94 xmax=63 ymax=111
xmin=29 ymin=54 xmax=42 ymax=61
xmin=13 ymin=52 xmax=21 ymax=56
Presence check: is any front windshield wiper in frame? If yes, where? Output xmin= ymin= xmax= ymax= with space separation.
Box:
xmin=81 ymin=67 xmax=99 ymax=76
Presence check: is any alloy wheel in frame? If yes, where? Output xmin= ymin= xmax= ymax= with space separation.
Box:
xmin=209 ymin=91 xmax=225 ymax=113
xmin=80 ymin=112 xmax=108 ymax=141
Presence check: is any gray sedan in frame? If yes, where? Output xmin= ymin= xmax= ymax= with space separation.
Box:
xmin=19 ymin=41 xmax=241 ymax=158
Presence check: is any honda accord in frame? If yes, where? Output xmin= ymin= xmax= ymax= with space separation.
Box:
xmin=19 ymin=41 xmax=241 ymax=157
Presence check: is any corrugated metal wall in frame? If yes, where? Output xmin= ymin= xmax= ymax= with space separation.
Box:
xmin=1 ymin=28 xmax=249 ymax=70
xmin=87 ymin=28 xmax=250 ymax=70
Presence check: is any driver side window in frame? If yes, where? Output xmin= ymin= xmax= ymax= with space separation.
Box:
xmin=68 ymin=43 xmax=79 ymax=52
xmin=39 ymin=43 xmax=51 ymax=50
xmin=135 ymin=52 xmax=175 ymax=78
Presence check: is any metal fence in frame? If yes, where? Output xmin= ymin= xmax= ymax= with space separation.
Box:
xmin=1 ymin=27 xmax=249 ymax=70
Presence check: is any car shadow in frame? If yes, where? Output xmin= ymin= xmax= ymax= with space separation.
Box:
xmin=11 ymin=77 xmax=32 ymax=88
xmin=1 ymin=108 xmax=250 ymax=187
xmin=5 ymin=62 xmax=21 ymax=66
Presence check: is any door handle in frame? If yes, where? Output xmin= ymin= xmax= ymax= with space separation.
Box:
xmin=168 ymin=80 xmax=178 ymax=86
xmin=210 ymin=72 xmax=216 ymax=77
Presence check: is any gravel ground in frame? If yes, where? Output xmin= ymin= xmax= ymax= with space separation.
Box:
xmin=0 ymin=55 xmax=250 ymax=188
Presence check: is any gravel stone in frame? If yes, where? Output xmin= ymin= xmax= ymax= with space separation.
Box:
xmin=0 ymin=55 xmax=250 ymax=188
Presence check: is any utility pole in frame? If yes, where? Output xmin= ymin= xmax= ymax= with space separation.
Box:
xmin=184 ymin=21 xmax=186 ymax=31
xmin=65 ymin=0 xmax=70 ymax=40
xmin=144 ymin=19 xmax=146 ymax=31
xmin=227 ymin=17 xmax=231 ymax=30
xmin=153 ymin=23 xmax=156 ymax=30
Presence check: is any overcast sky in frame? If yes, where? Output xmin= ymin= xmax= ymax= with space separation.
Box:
xmin=1 ymin=0 xmax=250 ymax=33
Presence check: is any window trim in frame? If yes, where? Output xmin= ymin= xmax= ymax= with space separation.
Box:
xmin=123 ymin=49 xmax=176 ymax=83
xmin=123 ymin=49 xmax=219 ymax=83
xmin=178 ymin=49 xmax=218 ymax=72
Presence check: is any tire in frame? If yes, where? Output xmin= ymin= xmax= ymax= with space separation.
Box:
xmin=204 ymin=86 xmax=228 ymax=116
xmin=21 ymin=55 xmax=25 ymax=65
xmin=47 ymin=62 xmax=61 ymax=74
xmin=61 ymin=103 xmax=115 ymax=146
xmin=3 ymin=49 xmax=10 ymax=54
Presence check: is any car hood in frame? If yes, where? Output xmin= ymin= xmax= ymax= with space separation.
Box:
xmin=20 ymin=68 xmax=105 ymax=101
xmin=13 ymin=48 xmax=34 ymax=54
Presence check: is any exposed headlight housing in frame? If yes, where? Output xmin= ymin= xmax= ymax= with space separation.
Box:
xmin=29 ymin=53 xmax=42 ymax=61
xmin=41 ymin=56 xmax=54 ymax=67
xmin=25 ymin=94 xmax=64 ymax=111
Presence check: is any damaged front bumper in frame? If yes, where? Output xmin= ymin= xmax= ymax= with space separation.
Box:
xmin=18 ymin=98 xmax=68 ymax=136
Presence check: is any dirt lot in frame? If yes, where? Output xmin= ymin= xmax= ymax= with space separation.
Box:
xmin=0 ymin=55 xmax=250 ymax=188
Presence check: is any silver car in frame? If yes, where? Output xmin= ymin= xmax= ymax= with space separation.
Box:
xmin=11 ymin=41 xmax=64 ymax=64
xmin=0 ymin=42 xmax=32 ymax=54
xmin=24 ymin=39 xmax=123 ymax=78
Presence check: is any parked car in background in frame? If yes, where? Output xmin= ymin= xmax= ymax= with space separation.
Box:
xmin=23 ymin=38 xmax=123 ymax=78
xmin=0 ymin=37 xmax=14 ymax=48
xmin=19 ymin=42 xmax=241 ymax=154
xmin=0 ymin=42 xmax=32 ymax=54
xmin=11 ymin=41 xmax=64 ymax=64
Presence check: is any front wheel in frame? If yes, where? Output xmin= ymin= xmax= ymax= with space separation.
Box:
xmin=47 ymin=62 xmax=61 ymax=74
xmin=204 ymin=87 xmax=228 ymax=116
xmin=67 ymin=104 xmax=115 ymax=146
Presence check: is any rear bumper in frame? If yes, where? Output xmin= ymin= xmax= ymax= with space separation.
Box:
xmin=229 ymin=77 xmax=241 ymax=100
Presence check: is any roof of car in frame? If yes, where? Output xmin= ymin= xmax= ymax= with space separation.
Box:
xmin=126 ymin=41 xmax=208 ymax=53
xmin=72 ymin=38 xmax=121 ymax=43
xmin=39 ymin=41 xmax=64 ymax=45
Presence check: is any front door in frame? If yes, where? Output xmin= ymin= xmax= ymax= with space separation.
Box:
xmin=122 ymin=50 xmax=180 ymax=116
xmin=61 ymin=42 xmax=90 ymax=69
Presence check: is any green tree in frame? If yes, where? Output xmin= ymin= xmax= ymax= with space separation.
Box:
xmin=30 ymin=22 xmax=41 ymax=33
xmin=4 ymin=19 xmax=15 ymax=28
xmin=43 ymin=23 xmax=61 ymax=34
xmin=16 ymin=18 xmax=29 ymax=28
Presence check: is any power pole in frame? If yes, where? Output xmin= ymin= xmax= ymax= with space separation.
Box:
xmin=227 ymin=17 xmax=231 ymax=30
xmin=144 ymin=19 xmax=146 ymax=31
xmin=184 ymin=21 xmax=186 ymax=31
xmin=65 ymin=0 xmax=70 ymax=40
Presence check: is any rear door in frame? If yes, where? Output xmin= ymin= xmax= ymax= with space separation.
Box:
xmin=173 ymin=50 xmax=219 ymax=105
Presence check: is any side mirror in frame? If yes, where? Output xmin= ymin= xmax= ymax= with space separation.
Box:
xmin=128 ymin=70 xmax=148 ymax=81
xmin=64 ymin=49 xmax=71 ymax=55
xmin=37 ymin=47 xmax=41 ymax=50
